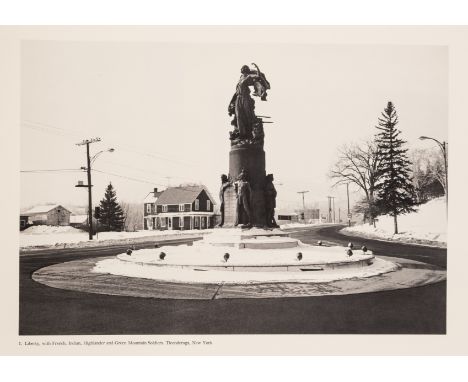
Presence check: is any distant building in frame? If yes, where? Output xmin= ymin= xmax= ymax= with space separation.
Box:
xmin=23 ymin=204 xmax=71 ymax=226
xmin=277 ymin=213 xmax=299 ymax=225
xmin=20 ymin=215 xmax=30 ymax=230
xmin=277 ymin=208 xmax=321 ymax=225
xmin=70 ymin=215 xmax=89 ymax=226
xmin=143 ymin=185 xmax=216 ymax=230
xmin=69 ymin=214 xmax=98 ymax=228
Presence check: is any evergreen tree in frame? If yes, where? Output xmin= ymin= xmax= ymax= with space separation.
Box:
xmin=98 ymin=182 xmax=125 ymax=231
xmin=375 ymin=101 xmax=416 ymax=234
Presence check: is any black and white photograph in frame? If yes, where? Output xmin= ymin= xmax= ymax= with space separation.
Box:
xmin=1 ymin=23 xmax=467 ymax=358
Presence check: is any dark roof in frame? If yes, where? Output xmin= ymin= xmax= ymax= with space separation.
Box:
xmin=155 ymin=185 xmax=214 ymax=205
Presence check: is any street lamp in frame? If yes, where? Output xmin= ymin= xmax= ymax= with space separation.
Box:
xmin=91 ymin=148 xmax=115 ymax=164
xmin=419 ymin=136 xmax=448 ymax=215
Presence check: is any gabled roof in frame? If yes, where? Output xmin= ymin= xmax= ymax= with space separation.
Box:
xmin=143 ymin=191 xmax=163 ymax=203
xmin=155 ymin=185 xmax=215 ymax=206
xmin=23 ymin=204 xmax=71 ymax=215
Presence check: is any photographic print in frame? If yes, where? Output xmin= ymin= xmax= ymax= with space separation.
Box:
xmin=4 ymin=26 xmax=466 ymax=356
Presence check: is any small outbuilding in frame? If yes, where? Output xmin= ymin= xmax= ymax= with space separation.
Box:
xmin=277 ymin=213 xmax=299 ymax=225
xmin=20 ymin=215 xmax=30 ymax=230
xmin=23 ymin=204 xmax=71 ymax=226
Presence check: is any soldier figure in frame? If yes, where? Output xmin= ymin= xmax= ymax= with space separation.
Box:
xmin=234 ymin=169 xmax=252 ymax=228
xmin=264 ymin=173 xmax=279 ymax=228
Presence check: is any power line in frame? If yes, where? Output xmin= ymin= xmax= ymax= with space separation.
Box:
xmin=118 ymin=147 xmax=200 ymax=168
xmin=22 ymin=121 xmax=83 ymax=139
xmin=99 ymin=159 xmax=198 ymax=181
xmin=22 ymin=119 xmax=201 ymax=168
xmin=20 ymin=169 xmax=83 ymax=173
xmin=93 ymin=169 xmax=208 ymax=193
xmin=23 ymin=120 xmax=83 ymax=135
xmin=92 ymin=168 xmax=166 ymax=186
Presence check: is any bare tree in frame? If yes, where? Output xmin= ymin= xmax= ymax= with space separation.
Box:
xmin=121 ymin=202 xmax=144 ymax=232
xmin=410 ymin=148 xmax=445 ymax=203
xmin=431 ymin=153 xmax=447 ymax=196
xmin=329 ymin=140 xmax=382 ymax=225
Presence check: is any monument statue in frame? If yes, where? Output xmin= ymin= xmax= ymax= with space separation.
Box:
xmin=264 ymin=174 xmax=279 ymax=228
xmin=220 ymin=63 xmax=276 ymax=228
xmin=228 ymin=63 xmax=270 ymax=143
xmin=234 ymin=169 xmax=252 ymax=228
xmin=217 ymin=174 xmax=231 ymax=227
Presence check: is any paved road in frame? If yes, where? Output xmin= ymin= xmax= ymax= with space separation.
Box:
xmin=19 ymin=226 xmax=446 ymax=335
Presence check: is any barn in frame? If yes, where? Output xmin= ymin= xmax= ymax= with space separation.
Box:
xmin=23 ymin=205 xmax=71 ymax=226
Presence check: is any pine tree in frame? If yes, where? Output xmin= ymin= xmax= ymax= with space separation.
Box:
xmin=375 ymin=101 xmax=416 ymax=234
xmin=98 ymin=182 xmax=125 ymax=231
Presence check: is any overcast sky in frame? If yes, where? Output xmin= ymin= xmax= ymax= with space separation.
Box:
xmin=20 ymin=41 xmax=447 ymax=214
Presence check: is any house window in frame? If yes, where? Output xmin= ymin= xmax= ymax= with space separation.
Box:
xmin=162 ymin=205 xmax=168 ymax=212
xmin=179 ymin=216 xmax=184 ymax=228
xmin=179 ymin=204 xmax=185 ymax=212
xmin=146 ymin=204 xmax=151 ymax=213
xmin=194 ymin=217 xmax=199 ymax=228
xmin=161 ymin=217 xmax=166 ymax=227
xmin=195 ymin=199 xmax=199 ymax=211
xmin=207 ymin=200 xmax=211 ymax=210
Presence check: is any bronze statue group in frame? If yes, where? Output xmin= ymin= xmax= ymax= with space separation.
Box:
xmin=218 ymin=170 xmax=279 ymax=229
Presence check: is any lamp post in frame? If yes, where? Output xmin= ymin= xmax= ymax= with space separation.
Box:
xmin=419 ymin=136 xmax=448 ymax=215
xmin=76 ymin=138 xmax=114 ymax=240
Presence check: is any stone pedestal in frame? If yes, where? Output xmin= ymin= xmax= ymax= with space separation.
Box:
xmin=226 ymin=143 xmax=267 ymax=227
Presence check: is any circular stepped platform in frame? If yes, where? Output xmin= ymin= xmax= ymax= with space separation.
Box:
xmin=115 ymin=244 xmax=376 ymax=272
xmin=31 ymin=227 xmax=444 ymax=299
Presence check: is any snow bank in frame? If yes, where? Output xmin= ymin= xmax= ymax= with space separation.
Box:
xmin=20 ymin=226 xmax=211 ymax=250
xmin=342 ymin=197 xmax=446 ymax=246
xmin=23 ymin=225 xmax=82 ymax=234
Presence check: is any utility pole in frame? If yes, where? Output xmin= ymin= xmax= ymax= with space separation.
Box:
xmin=76 ymin=137 xmax=101 ymax=240
xmin=332 ymin=197 xmax=336 ymax=223
xmin=327 ymin=196 xmax=336 ymax=223
xmin=297 ymin=191 xmax=309 ymax=222
xmin=347 ymin=183 xmax=351 ymax=227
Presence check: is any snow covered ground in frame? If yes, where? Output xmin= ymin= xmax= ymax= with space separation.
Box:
xmin=20 ymin=222 xmax=327 ymax=250
xmin=342 ymin=197 xmax=446 ymax=246
xmin=20 ymin=225 xmax=210 ymax=250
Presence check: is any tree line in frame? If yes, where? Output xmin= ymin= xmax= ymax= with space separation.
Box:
xmin=330 ymin=101 xmax=446 ymax=234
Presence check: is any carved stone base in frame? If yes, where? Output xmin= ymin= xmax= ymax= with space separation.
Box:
xmin=228 ymin=143 xmax=267 ymax=227
xmin=222 ymin=185 xmax=237 ymax=227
